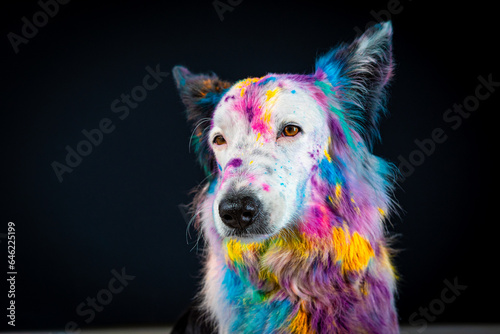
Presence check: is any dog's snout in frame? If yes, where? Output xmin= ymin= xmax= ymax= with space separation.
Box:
xmin=219 ymin=194 xmax=261 ymax=230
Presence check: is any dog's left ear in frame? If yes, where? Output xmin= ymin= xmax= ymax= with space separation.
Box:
xmin=315 ymin=21 xmax=394 ymax=144
xmin=172 ymin=66 xmax=232 ymax=176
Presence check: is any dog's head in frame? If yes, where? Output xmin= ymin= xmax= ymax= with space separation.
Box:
xmin=173 ymin=22 xmax=394 ymax=242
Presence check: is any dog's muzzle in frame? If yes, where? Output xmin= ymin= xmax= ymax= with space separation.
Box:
xmin=218 ymin=193 xmax=262 ymax=231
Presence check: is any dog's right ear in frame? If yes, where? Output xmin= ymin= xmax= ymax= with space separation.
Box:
xmin=172 ymin=66 xmax=232 ymax=176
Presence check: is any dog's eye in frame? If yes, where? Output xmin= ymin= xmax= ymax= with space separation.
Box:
xmin=213 ymin=135 xmax=227 ymax=145
xmin=282 ymin=125 xmax=301 ymax=137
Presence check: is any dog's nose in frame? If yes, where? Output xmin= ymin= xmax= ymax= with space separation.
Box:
xmin=218 ymin=195 xmax=261 ymax=230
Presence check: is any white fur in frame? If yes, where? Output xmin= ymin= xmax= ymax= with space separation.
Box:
xmin=207 ymin=79 xmax=331 ymax=240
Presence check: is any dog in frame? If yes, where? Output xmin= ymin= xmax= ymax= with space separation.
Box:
xmin=171 ymin=21 xmax=399 ymax=334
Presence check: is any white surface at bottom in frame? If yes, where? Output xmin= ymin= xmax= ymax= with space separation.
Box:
xmin=4 ymin=324 xmax=500 ymax=334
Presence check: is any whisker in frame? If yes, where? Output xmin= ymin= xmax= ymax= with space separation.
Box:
xmin=189 ymin=118 xmax=212 ymax=153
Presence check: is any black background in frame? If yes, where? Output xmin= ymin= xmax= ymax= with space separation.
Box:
xmin=1 ymin=0 xmax=497 ymax=331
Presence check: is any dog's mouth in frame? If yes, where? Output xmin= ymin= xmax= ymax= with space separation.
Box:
xmin=224 ymin=224 xmax=275 ymax=241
